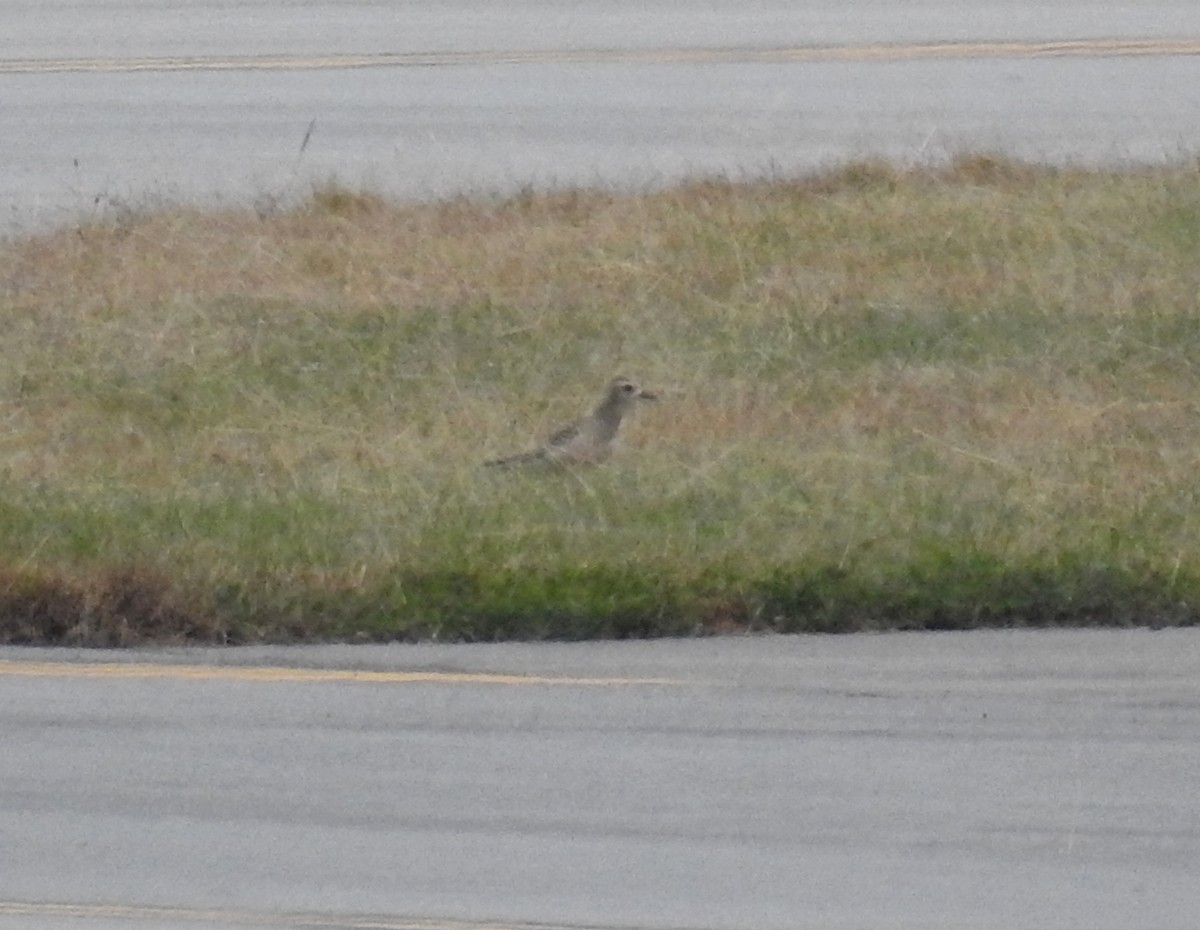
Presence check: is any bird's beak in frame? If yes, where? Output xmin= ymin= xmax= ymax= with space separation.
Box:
xmin=638 ymin=389 xmax=658 ymax=401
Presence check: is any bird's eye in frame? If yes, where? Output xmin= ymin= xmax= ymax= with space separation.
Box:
xmin=621 ymin=383 xmax=636 ymax=393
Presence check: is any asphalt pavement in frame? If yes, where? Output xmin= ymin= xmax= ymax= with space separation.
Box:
xmin=4 ymin=1 xmax=1200 ymax=232
xmin=2 ymin=629 xmax=1198 ymax=929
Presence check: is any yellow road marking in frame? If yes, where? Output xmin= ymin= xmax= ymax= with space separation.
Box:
xmin=0 ymin=659 xmax=679 ymax=687
xmin=3 ymin=37 xmax=1199 ymax=74
xmin=0 ymin=901 xmax=619 ymax=929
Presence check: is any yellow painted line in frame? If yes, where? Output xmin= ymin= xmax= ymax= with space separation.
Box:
xmin=0 ymin=660 xmax=679 ymax=687
xmin=2 ymin=37 xmax=1199 ymax=74
xmin=0 ymin=900 xmax=621 ymax=929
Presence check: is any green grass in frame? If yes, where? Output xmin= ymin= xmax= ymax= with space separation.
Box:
xmin=3 ymin=155 xmax=1200 ymax=644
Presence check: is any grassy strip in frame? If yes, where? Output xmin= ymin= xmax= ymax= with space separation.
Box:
xmin=2 ymin=155 xmax=1200 ymax=644
xmin=1 ymin=554 xmax=1191 ymax=646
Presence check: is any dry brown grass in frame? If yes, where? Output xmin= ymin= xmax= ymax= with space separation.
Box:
xmin=0 ymin=565 xmax=224 ymax=647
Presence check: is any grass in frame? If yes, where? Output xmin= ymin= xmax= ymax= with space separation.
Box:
xmin=3 ymin=154 xmax=1200 ymax=644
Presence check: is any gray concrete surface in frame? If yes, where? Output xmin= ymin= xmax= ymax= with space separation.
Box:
xmin=3 ymin=1 xmax=1200 ymax=232
xmin=2 ymin=629 xmax=1199 ymax=929
xmin=8 ymin=1 xmax=1199 ymax=61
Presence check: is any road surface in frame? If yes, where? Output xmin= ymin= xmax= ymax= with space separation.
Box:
xmin=2 ymin=629 xmax=1199 ymax=929
xmin=2 ymin=1 xmax=1200 ymax=232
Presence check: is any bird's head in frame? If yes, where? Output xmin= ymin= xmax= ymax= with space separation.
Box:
xmin=609 ymin=376 xmax=657 ymax=407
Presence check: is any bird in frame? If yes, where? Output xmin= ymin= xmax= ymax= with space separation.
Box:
xmin=485 ymin=376 xmax=658 ymax=468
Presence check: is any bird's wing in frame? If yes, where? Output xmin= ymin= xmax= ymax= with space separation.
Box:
xmin=545 ymin=420 xmax=583 ymax=450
